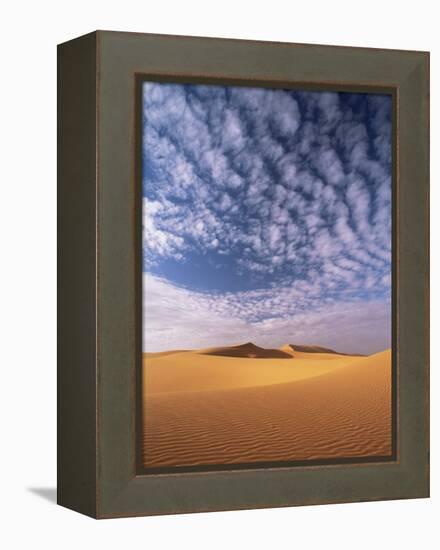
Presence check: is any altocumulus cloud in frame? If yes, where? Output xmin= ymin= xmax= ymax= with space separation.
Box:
xmin=142 ymin=82 xmax=392 ymax=354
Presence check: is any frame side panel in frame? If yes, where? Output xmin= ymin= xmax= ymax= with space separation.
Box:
xmin=57 ymin=32 xmax=98 ymax=518
xmin=396 ymin=55 xmax=430 ymax=496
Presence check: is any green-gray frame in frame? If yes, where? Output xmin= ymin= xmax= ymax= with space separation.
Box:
xmin=58 ymin=31 xmax=429 ymax=518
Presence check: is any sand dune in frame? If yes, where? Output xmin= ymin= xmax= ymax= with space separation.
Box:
xmin=281 ymin=343 xmax=364 ymax=356
xmin=143 ymin=349 xmax=188 ymax=359
xmin=142 ymin=346 xmax=392 ymax=468
xmin=200 ymin=342 xmax=293 ymax=359
xmin=144 ymin=348 xmax=357 ymax=394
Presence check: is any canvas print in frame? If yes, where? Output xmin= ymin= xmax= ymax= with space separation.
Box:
xmin=141 ymin=81 xmax=393 ymax=470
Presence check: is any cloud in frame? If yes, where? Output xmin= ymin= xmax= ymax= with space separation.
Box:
xmin=141 ymin=83 xmax=392 ymax=351
xmin=142 ymin=83 xmax=391 ymax=283
xmin=143 ymin=274 xmax=391 ymax=355
xmin=142 ymin=200 xmax=184 ymax=262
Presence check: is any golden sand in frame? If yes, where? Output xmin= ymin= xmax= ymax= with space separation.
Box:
xmin=142 ymin=346 xmax=392 ymax=468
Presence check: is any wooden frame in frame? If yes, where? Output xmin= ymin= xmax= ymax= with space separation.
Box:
xmin=58 ymin=30 xmax=429 ymax=518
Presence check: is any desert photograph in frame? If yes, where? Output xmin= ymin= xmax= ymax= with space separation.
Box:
xmin=141 ymin=81 xmax=393 ymax=470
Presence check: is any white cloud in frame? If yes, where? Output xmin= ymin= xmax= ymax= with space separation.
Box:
xmin=142 ymin=199 xmax=184 ymax=262
xmin=141 ymin=84 xmax=392 ymax=350
xmin=143 ymin=274 xmax=391 ymax=355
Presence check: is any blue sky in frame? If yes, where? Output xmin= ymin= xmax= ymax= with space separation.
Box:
xmin=142 ymin=82 xmax=392 ymax=354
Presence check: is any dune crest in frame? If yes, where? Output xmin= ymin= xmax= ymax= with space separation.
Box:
xmin=199 ymin=342 xmax=293 ymax=359
xmin=287 ymin=343 xmax=364 ymax=356
xmin=280 ymin=344 xmax=295 ymax=356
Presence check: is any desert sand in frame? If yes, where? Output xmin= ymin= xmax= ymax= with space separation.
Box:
xmin=142 ymin=344 xmax=392 ymax=468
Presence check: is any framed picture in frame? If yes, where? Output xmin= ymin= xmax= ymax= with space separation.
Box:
xmin=58 ymin=31 xmax=429 ymax=518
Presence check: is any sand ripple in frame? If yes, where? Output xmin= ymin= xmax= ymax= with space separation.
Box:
xmin=142 ymin=349 xmax=391 ymax=468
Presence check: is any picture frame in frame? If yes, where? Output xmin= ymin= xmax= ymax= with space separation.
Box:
xmin=57 ymin=30 xmax=429 ymax=518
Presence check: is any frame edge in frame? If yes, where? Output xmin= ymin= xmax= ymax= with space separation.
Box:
xmin=57 ymin=31 xmax=99 ymax=519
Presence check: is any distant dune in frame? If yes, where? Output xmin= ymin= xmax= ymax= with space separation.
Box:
xmin=282 ymin=343 xmax=364 ymax=356
xmin=142 ymin=344 xmax=392 ymax=468
xmin=143 ymin=349 xmax=188 ymax=359
xmin=200 ymin=342 xmax=293 ymax=359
